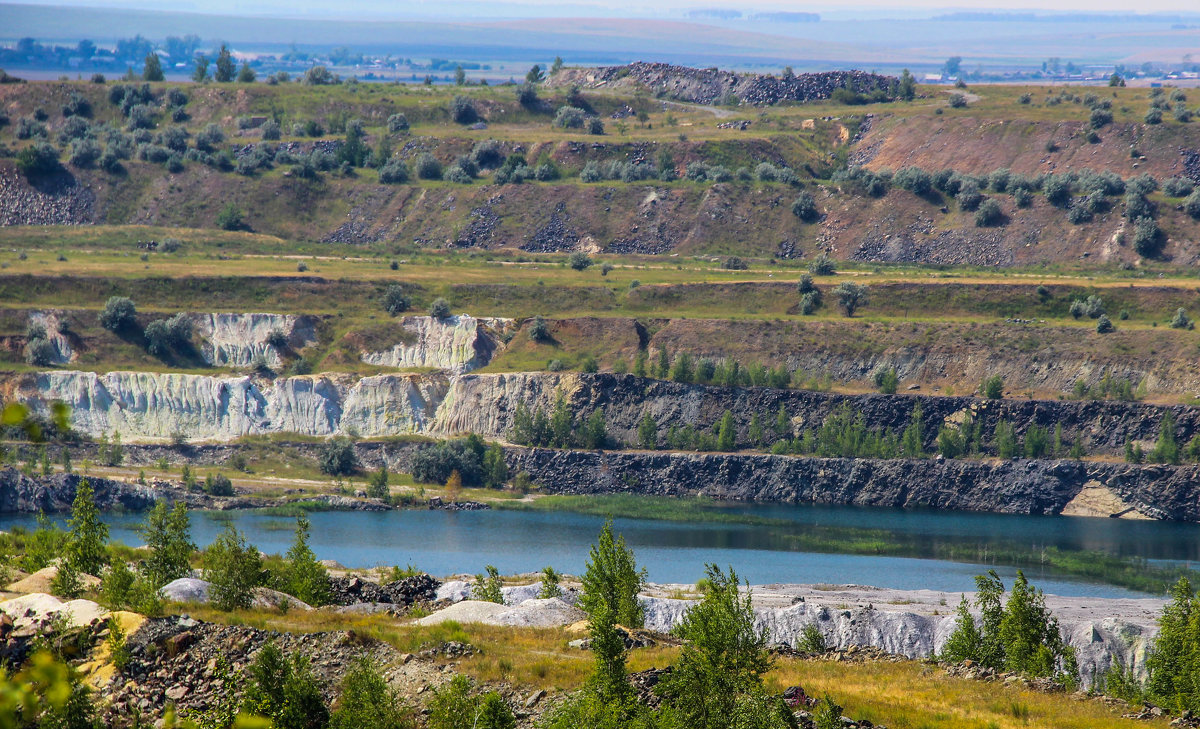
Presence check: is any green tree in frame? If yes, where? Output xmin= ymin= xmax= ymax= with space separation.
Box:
xmin=942 ymin=594 xmax=984 ymax=663
xmin=658 ymin=564 xmax=784 ymax=729
xmin=580 ymin=520 xmax=646 ymax=628
xmin=237 ymin=62 xmax=256 ymax=83
xmin=142 ymin=53 xmax=164 ymax=82
xmin=655 ymin=347 xmax=670 ymax=379
xmin=330 ymin=659 xmax=413 ymax=729
xmin=1146 ymin=578 xmax=1200 ymax=710
xmin=538 ymin=566 xmax=563 ymax=599
xmin=138 ymin=500 xmax=195 ymax=588
xmin=192 ymin=55 xmax=209 ymax=82
xmin=994 ymin=420 xmax=1017 ymax=458
xmin=241 ymin=642 xmax=329 ymax=729
xmin=319 ymin=437 xmax=358 ymax=476
xmin=637 ymin=412 xmax=658 ymax=450
xmin=63 ymin=478 xmax=108 ymax=575
xmin=874 ymin=367 xmax=899 ymax=394
xmin=581 ymin=409 xmax=607 ymax=449
xmin=214 ymin=44 xmax=235 ymax=82
xmin=282 ymin=515 xmax=331 ymax=606
xmin=202 ymin=523 xmax=262 ymax=611
xmin=525 ymin=64 xmax=545 ymax=84
xmin=901 ymin=404 xmax=925 ymax=457
xmin=473 ymin=565 xmax=505 ymax=604
xmin=717 ymin=410 xmax=736 ymax=451
xmin=670 ymin=352 xmax=694 ymax=383
xmin=1152 ymin=411 xmax=1180 ymax=465
xmin=898 ymin=68 xmax=916 ymax=100
xmin=368 ymin=463 xmax=390 ymax=500
xmin=997 ymin=571 xmax=1077 ymax=682
xmin=99 ymin=296 xmax=137 ymax=332
xmin=981 ymin=374 xmax=1004 ymax=399
xmin=482 ymin=444 xmax=508 ymax=487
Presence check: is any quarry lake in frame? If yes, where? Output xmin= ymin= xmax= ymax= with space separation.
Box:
xmin=6 ymin=502 xmax=1199 ymax=599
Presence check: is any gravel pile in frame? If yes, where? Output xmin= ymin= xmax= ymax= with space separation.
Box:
xmin=326 ymin=574 xmax=441 ymax=607
xmin=0 ymin=167 xmax=95 ymax=226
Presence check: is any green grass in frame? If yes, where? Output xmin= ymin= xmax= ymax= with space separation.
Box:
xmin=501 ymin=494 xmax=1199 ymax=595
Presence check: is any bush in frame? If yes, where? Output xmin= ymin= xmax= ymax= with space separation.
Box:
xmin=529 ymin=315 xmax=550 ymax=341
xmin=553 ymin=105 xmax=587 ymax=129
xmin=24 ymin=337 xmax=57 ymax=366
xmin=429 ymin=297 xmax=452 ymax=318
xmin=974 ymin=198 xmax=1004 ymax=227
xmin=443 ymin=165 xmax=474 ymax=184
xmin=451 ymin=96 xmax=479 ymax=124
xmin=428 ymin=675 xmax=514 ymax=729
xmin=1145 ymin=107 xmax=1163 ymax=124
xmin=1171 ymin=308 xmax=1191 ymax=329
xmin=280 ymin=514 xmax=331 ymax=606
xmin=808 ymin=253 xmax=836 ymax=276
xmin=791 ymin=191 xmax=820 ymax=222
xmin=1096 ymin=314 xmax=1115 ymax=333
xmin=948 ymin=93 xmax=967 ymax=108
xmin=382 ymin=285 xmax=409 ymax=315
xmin=100 ymin=296 xmax=137 ymax=332
xmin=1164 ymin=177 xmax=1195 ymax=198
xmin=1132 ymin=216 xmax=1163 ymax=257
xmin=15 ymin=143 xmax=61 ymax=178
xmin=412 ymin=438 xmax=484 ymax=486
xmin=387 ymin=113 xmax=409 ymax=133
xmin=1090 ymin=108 xmax=1113 ymax=128
xmin=415 ymin=153 xmax=442 ymax=180
xmin=202 ymin=472 xmax=233 ymax=496
xmin=378 ymin=159 xmax=410 ymax=184
xmin=831 ymin=281 xmax=867 ymax=317
xmin=569 ymin=252 xmax=593 ymax=270
xmin=981 ymin=374 xmax=1004 ymax=399
xmin=1042 ymin=175 xmax=1072 ymax=207
xmin=318 ymin=437 xmax=358 ymax=476
xmin=330 ymin=659 xmax=412 ymax=729
xmin=588 ymin=117 xmax=605 ymax=135
xmin=202 ymin=524 xmax=262 ymax=610
xmin=874 ymin=367 xmax=899 ymax=394
xmin=892 ymin=166 xmax=933 ymax=196
xmin=303 ymin=65 xmax=336 ymax=85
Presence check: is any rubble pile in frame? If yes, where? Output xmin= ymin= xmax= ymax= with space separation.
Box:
xmin=325 ymin=573 xmax=441 ymax=607
xmin=560 ymin=63 xmax=895 ymax=106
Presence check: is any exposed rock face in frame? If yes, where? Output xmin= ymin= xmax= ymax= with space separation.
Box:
xmin=191 ymin=313 xmax=317 ymax=367
xmin=640 ymin=589 xmax=1159 ymax=686
xmin=505 ymin=448 xmax=1200 ymax=521
xmin=24 ymin=370 xmax=453 ymax=441
xmin=360 ymin=315 xmax=513 ymax=374
xmin=556 ymin=63 xmax=895 ymax=106
xmin=27 ymin=311 xmax=74 ymax=364
xmin=0 ymin=467 xmax=160 ymax=513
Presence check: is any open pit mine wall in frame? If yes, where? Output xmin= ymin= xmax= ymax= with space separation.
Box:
xmin=16 ymin=370 xmax=1200 ymax=519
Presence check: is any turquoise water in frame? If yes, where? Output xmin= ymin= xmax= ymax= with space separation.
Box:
xmin=6 ymin=501 xmax=1198 ymax=598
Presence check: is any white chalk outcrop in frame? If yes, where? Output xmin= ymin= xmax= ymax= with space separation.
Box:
xmin=20 ymin=369 xmax=566 ymax=442
xmin=361 ymin=315 xmax=513 ymax=374
xmin=192 ymin=313 xmax=317 ymax=367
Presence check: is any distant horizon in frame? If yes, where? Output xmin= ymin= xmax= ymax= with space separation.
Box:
xmin=6 ymin=0 xmax=1200 ymax=21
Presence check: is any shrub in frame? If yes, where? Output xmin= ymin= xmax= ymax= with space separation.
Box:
xmin=416 ymin=153 xmax=442 ymax=180
xmin=1171 ymin=308 xmax=1191 ymax=329
xmin=443 ymin=165 xmax=473 ymax=184
xmin=722 ymin=256 xmax=748 ymax=270
xmin=791 ymin=191 xmax=820 ymax=222
xmin=100 ymin=296 xmax=137 ymax=332
xmin=280 ymin=515 xmax=331 ymax=606
xmin=981 ymin=374 xmax=1004 ymax=399
xmin=580 ymin=161 xmax=602 ymax=182
xmin=318 ymin=437 xmax=358 ymax=476
xmin=429 ymin=297 xmax=452 ymax=318
xmin=195 ymin=123 xmax=224 ymax=152
xmin=241 ymin=643 xmax=330 ymax=729
xmin=553 ymin=105 xmax=587 ymax=129
xmin=1012 ymin=188 xmax=1033 ymax=208
xmin=569 ymin=252 xmax=593 ymax=270
xmin=329 ymin=659 xmax=412 ymax=729
xmin=428 ymin=675 xmax=514 ymax=729
xmin=387 ymin=113 xmax=409 ymax=133
xmin=588 ymin=117 xmax=605 ymax=135
xmin=1042 ymin=175 xmax=1072 ymax=207
xmin=411 ymin=438 xmax=485 ymax=486
xmin=138 ymin=501 xmax=195 ymax=588
xmin=974 ymin=198 xmax=1004 ymax=227
xmin=1090 ymin=108 xmax=1113 ymax=128
xmin=303 ymin=65 xmax=336 ymax=85
xmin=1145 ymin=107 xmax=1163 ymax=124
xmin=528 ymin=315 xmax=550 ymax=341
xmin=24 ymin=337 xmax=57 ymax=366
xmin=382 ymin=285 xmax=409 ymax=314
xmin=378 ymin=158 xmax=409 ymax=184
xmin=202 ymin=523 xmax=262 ymax=610
xmin=808 ymin=253 xmax=836 ymax=275
xmin=473 ymin=565 xmax=505 ymax=604
xmin=216 ymin=203 xmax=244 ymax=231
xmin=874 ymin=367 xmax=899 ymax=394
xmin=892 ymin=166 xmax=933 ymax=196
xmin=1132 ymin=216 xmax=1163 ymax=257
xmin=1096 ymin=314 xmax=1115 ymax=333
xmin=948 ymin=93 xmax=967 ymax=108
xmin=1164 ymin=177 xmax=1195 ymax=198
xmin=15 ymin=143 xmax=61 ymax=177
xmin=203 ymin=473 xmax=234 ymax=496
xmin=260 ymin=119 xmax=280 ymax=140
xmin=831 ymin=281 xmax=867 ymax=317
xmin=451 ymin=95 xmax=479 ymax=124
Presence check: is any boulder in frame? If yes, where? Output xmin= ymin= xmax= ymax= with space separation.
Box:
xmin=6 ymin=566 xmax=100 ymax=595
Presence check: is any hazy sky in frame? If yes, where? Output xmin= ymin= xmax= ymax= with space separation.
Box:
xmin=14 ymin=0 xmax=1200 ymax=17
